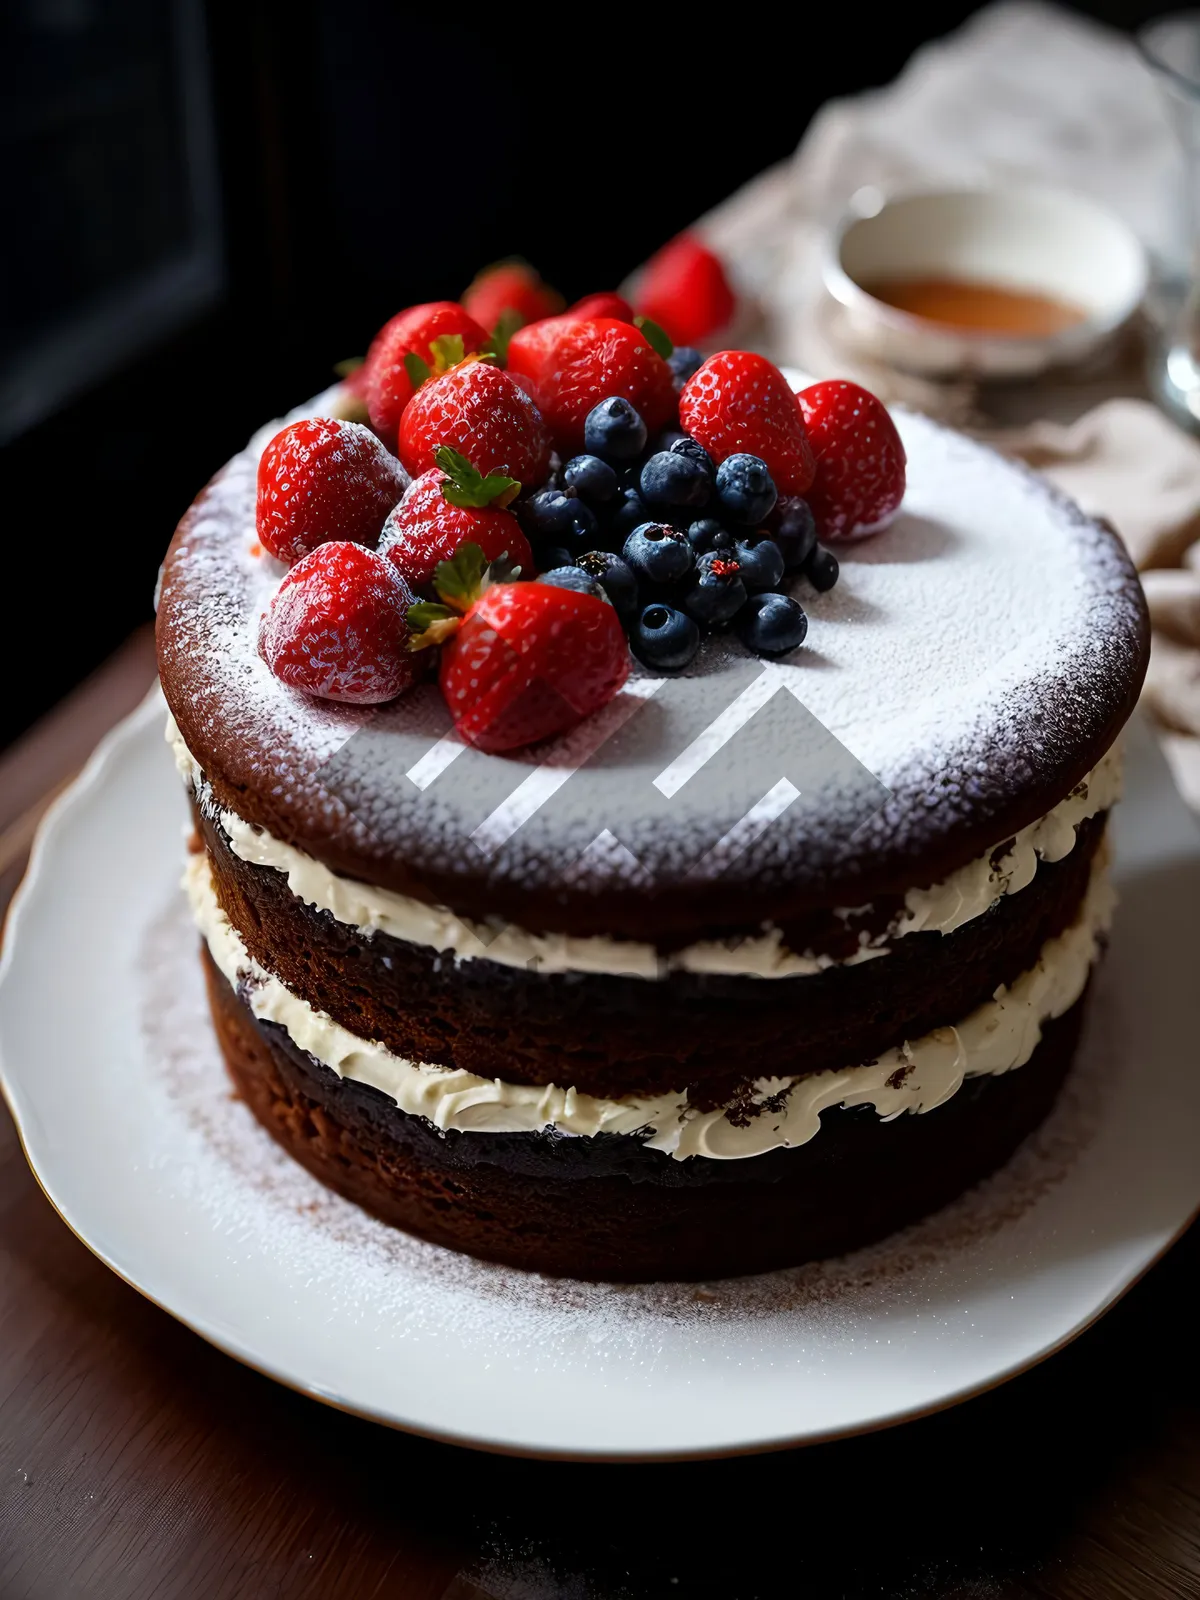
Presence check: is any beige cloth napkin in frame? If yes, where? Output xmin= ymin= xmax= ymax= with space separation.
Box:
xmin=694 ymin=0 xmax=1200 ymax=808
xmin=994 ymin=402 xmax=1200 ymax=809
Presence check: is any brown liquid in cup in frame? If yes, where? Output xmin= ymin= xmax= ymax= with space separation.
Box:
xmin=866 ymin=277 xmax=1086 ymax=336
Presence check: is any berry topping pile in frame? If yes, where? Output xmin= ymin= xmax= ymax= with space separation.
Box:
xmin=253 ymin=255 xmax=906 ymax=752
xmin=515 ymin=353 xmax=887 ymax=673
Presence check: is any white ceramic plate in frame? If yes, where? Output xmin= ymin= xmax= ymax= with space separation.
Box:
xmin=2 ymin=693 xmax=1198 ymax=1460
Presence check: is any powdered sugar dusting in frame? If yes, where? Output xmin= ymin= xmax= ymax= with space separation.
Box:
xmin=139 ymin=888 xmax=1114 ymax=1341
xmin=158 ymin=394 xmax=1146 ymax=916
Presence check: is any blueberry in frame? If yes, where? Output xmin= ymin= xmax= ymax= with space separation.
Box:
xmin=623 ymin=522 xmax=694 ymax=587
xmin=668 ymin=346 xmax=704 ymax=387
xmin=607 ymin=486 xmax=654 ymax=544
xmin=733 ymin=534 xmax=785 ymax=592
xmin=738 ymin=592 xmax=809 ymax=656
xmin=683 ymin=552 xmax=748 ymax=626
xmin=519 ymin=488 xmax=598 ymax=550
xmin=804 ymin=542 xmax=840 ymax=593
xmin=576 ymin=550 xmax=639 ymax=620
xmin=669 ymin=434 xmax=714 ymax=474
xmin=654 ymin=428 xmax=687 ymax=453
xmin=584 ymin=397 xmax=647 ymax=462
xmin=715 ymin=453 xmax=777 ymax=526
xmin=536 ymin=545 xmax=573 ymax=571
xmin=560 ymin=523 xmax=600 ymax=561
xmin=685 ymin=517 xmax=734 ymax=556
xmin=632 ymin=603 xmax=701 ymax=671
xmin=772 ymin=497 xmax=818 ymax=570
xmin=639 ymin=451 xmax=711 ymax=512
xmin=562 ymin=454 xmax=618 ymax=507
xmin=538 ymin=566 xmax=608 ymax=600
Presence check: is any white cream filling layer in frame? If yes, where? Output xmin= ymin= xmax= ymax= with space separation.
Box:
xmin=167 ymin=718 xmax=1120 ymax=981
xmin=188 ymin=845 xmax=1113 ymax=1161
xmin=894 ymin=744 xmax=1121 ymax=938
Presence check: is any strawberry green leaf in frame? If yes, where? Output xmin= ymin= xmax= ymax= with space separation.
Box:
xmin=404 ymin=351 xmax=431 ymax=390
xmin=406 ymin=601 xmax=460 ymax=651
xmin=433 ymin=542 xmax=490 ymax=612
xmin=407 ymin=600 xmax=455 ymax=631
xmin=443 ymin=473 xmax=521 ymax=510
xmin=429 ymin=333 xmax=465 ymax=374
xmin=488 ymin=307 xmax=524 ymax=365
xmin=434 ymin=444 xmax=521 ymax=510
xmin=488 ymin=549 xmax=525 ymax=583
xmin=486 ymin=476 xmax=520 ymax=508
xmin=434 ymin=445 xmax=478 ymax=482
xmin=634 ymin=315 xmax=674 ymax=361
xmin=333 ymin=356 xmax=364 ymax=377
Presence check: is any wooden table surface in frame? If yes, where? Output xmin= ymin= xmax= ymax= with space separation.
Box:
xmin=2 ymin=631 xmax=1199 ymax=1600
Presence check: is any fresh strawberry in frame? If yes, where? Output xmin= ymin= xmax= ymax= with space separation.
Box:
xmin=637 ymin=235 xmax=735 ymax=348
xmin=503 ymin=301 xmax=637 ymax=395
xmin=435 ymin=579 xmax=629 ymax=753
xmin=333 ymin=359 xmax=371 ymax=423
xmin=397 ymin=360 xmax=552 ymax=485
xmin=569 ymin=291 xmax=635 ymax=322
xmin=256 ymin=419 xmax=409 ymax=565
xmin=363 ymin=301 xmax=489 ymax=447
xmin=505 ymin=314 xmax=583 ymax=393
xmin=258 ymin=542 xmax=418 ymax=704
xmin=512 ymin=317 xmax=676 ymax=456
xmin=340 ymin=361 xmax=368 ymax=399
xmin=798 ymin=381 xmax=906 ymax=541
xmin=678 ymin=351 xmax=816 ymax=496
xmin=380 ymin=448 xmax=534 ymax=593
xmin=463 ymin=260 xmax=563 ymax=336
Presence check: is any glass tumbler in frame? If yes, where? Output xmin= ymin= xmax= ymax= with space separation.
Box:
xmin=1141 ymin=12 xmax=1200 ymax=427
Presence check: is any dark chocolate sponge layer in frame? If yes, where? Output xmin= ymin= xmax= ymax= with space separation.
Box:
xmin=202 ymin=805 xmax=1105 ymax=1105
xmin=157 ymin=410 xmax=1147 ymax=944
xmin=204 ymin=947 xmax=1085 ymax=1281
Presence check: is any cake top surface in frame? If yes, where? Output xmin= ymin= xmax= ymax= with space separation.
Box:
xmin=157 ymin=392 xmax=1147 ymax=940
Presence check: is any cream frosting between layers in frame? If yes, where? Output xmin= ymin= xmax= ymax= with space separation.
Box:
xmin=167 ymin=715 xmax=1120 ymax=980
xmin=187 ymin=843 xmax=1113 ymax=1161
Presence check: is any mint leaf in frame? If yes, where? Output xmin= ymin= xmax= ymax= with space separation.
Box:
xmin=433 ymin=542 xmax=489 ymax=611
xmin=435 ymin=444 xmax=521 ymax=510
xmin=333 ymin=355 xmax=364 ymax=378
xmin=488 ymin=307 xmax=524 ymax=365
xmin=634 ymin=315 xmax=673 ymax=361
xmin=404 ymin=351 xmax=431 ymax=390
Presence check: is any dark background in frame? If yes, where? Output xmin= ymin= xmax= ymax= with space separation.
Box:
xmin=0 ymin=0 xmax=1172 ymax=750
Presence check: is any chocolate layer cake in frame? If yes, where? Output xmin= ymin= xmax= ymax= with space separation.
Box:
xmin=157 ymin=388 xmax=1147 ymax=1280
